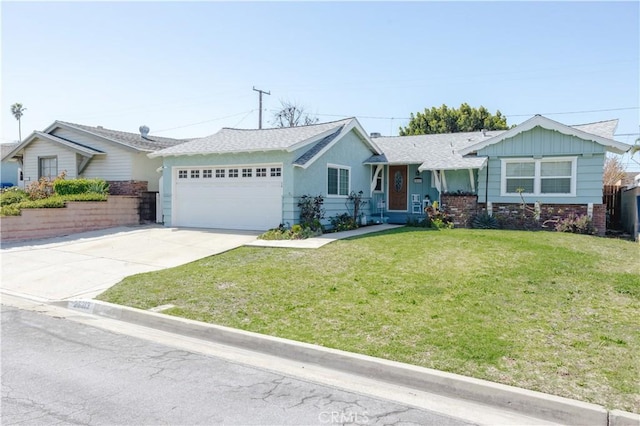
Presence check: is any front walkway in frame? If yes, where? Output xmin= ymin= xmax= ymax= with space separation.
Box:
xmin=245 ymin=224 xmax=403 ymax=249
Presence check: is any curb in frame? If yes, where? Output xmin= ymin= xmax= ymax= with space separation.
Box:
xmin=54 ymin=299 xmax=638 ymax=426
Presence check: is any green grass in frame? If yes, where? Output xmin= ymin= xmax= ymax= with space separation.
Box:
xmin=98 ymin=228 xmax=640 ymax=412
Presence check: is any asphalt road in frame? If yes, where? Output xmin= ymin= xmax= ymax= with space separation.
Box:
xmin=1 ymin=305 xmax=473 ymax=426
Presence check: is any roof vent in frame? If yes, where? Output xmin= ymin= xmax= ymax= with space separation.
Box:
xmin=370 ymin=132 xmax=381 ymax=138
xmin=97 ymin=126 xmax=103 ymax=129
xmin=481 ymin=129 xmax=487 ymax=137
xmin=139 ymin=125 xmax=150 ymax=139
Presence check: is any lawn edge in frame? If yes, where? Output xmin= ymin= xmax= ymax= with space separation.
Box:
xmin=55 ymin=299 xmax=640 ymax=425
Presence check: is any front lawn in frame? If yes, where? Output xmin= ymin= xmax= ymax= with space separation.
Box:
xmin=98 ymin=228 xmax=640 ymax=412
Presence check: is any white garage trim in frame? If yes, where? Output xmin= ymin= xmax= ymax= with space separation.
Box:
xmin=172 ymin=163 xmax=283 ymax=230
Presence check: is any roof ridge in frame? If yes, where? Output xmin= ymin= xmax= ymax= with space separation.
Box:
xmin=220 ymin=117 xmax=353 ymax=132
xmin=55 ymin=120 xmax=186 ymax=141
xmin=570 ymin=118 xmax=618 ymax=127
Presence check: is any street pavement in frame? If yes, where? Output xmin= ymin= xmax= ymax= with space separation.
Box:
xmin=1 ymin=305 xmax=473 ymax=426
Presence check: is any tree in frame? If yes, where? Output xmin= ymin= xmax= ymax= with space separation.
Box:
xmin=10 ymin=102 xmax=27 ymax=141
xmin=603 ymin=155 xmax=626 ymax=186
xmin=399 ymin=103 xmax=509 ymax=136
xmin=272 ymin=100 xmax=319 ymax=128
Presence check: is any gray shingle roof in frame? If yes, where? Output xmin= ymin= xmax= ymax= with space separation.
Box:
xmin=571 ymin=119 xmax=618 ymax=139
xmin=56 ymin=121 xmax=188 ymax=152
xmin=366 ymin=130 xmax=505 ymax=170
xmin=151 ymin=118 xmax=354 ymax=157
xmin=1 ymin=143 xmax=19 ymax=160
xmin=293 ymin=126 xmax=344 ymax=166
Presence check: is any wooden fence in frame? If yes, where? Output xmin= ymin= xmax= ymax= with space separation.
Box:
xmin=603 ymin=185 xmax=622 ymax=228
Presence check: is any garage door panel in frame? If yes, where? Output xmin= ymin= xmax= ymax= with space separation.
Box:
xmin=173 ymin=165 xmax=283 ymax=230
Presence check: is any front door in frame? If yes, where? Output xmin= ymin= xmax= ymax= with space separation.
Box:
xmin=388 ymin=165 xmax=407 ymax=211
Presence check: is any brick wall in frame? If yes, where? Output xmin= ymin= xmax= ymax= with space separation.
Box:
xmin=438 ymin=194 xmax=606 ymax=235
xmin=440 ymin=194 xmax=478 ymax=227
xmin=107 ymin=180 xmax=148 ymax=196
xmin=0 ymin=196 xmax=140 ymax=243
xmin=477 ymin=202 xmax=606 ymax=236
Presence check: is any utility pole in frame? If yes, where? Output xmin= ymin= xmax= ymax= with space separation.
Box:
xmin=253 ymin=86 xmax=270 ymax=129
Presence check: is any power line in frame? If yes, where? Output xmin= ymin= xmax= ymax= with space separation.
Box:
xmin=154 ymin=110 xmax=255 ymax=133
xmin=504 ymin=107 xmax=639 ymax=118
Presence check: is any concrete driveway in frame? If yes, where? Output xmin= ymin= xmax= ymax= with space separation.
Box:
xmin=1 ymin=225 xmax=258 ymax=301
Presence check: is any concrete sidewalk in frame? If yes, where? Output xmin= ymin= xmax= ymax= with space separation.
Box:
xmin=1 ymin=225 xmax=259 ymax=301
xmin=246 ymin=224 xmax=403 ymax=248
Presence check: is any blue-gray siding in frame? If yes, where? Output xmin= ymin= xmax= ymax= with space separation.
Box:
xmin=477 ymin=127 xmax=606 ymax=204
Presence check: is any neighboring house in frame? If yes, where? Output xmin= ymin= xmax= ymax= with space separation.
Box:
xmin=1 ymin=121 xmax=186 ymax=194
xmin=1 ymin=143 xmax=21 ymax=187
xmin=149 ymin=118 xmax=382 ymax=230
xmin=151 ymin=114 xmax=631 ymax=233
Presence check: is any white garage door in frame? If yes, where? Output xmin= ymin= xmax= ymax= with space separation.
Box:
xmin=172 ymin=165 xmax=283 ymax=230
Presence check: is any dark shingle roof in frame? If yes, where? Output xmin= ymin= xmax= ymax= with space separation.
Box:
xmin=56 ymin=121 xmax=188 ymax=152
xmin=293 ymin=126 xmax=344 ymax=166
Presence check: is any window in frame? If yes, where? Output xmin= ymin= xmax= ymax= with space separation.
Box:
xmin=178 ymin=170 xmax=188 ymax=179
xmin=229 ymin=168 xmax=239 ymax=178
xmin=215 ymin=169 xmax=225 ymax=178
xmin=372 ymin=167 xmax=383 ymax=192
xmin=190 ymin=169 xmax=200 ymax=179
xmin=39 ymin=157 xmax=58 ymax=180
xmin=256 ymin=168 xmax=267 ymax=177
xmin=328 ymin=165 xmax=350 ymax=196
xmin=203 ymin=169 xmax=212 ymax=178
xmin=501 ymin=157 xmax=576 ymax=196
xmin=270 ymin=167 xmax=281 ymax=177
xmin=242 ymin=168 xmax=252 ymax=178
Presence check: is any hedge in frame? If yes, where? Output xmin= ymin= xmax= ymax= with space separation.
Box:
xmin=0 ymin=193 xmax=107 ymax=216
xmin=53 ymin=178 xmax=109 ymax=195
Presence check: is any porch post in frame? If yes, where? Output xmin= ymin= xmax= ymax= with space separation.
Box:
xmin=468 ymin=169 xmax=475 ymax=193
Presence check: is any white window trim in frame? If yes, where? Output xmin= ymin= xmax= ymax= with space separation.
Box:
xmin=500 ymin=156 xmax=577 ymax=197
xmin=327 ymin=163 xmax=351 ymax=198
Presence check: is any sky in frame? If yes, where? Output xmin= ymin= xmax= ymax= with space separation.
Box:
xmin=2 ymin=1 xmax=639 ymax=170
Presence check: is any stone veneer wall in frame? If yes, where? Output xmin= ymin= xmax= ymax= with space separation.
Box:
xmin=0 ymin=196 xmax=140 ymax=243
xmin=107 ymin=180 xmax=148 ymax=196
xmin=439 ymin=194 xmax=606 ymax=236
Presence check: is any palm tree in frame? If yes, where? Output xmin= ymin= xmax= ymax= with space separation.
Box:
xmin=10 ymin=103 xmax=26 ymax=141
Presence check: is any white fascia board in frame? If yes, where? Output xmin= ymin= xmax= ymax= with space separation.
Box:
xmin=458 ymin=115 xmax=631 ymax=155
xmin=418 ymin=161 xmax=487 ymax=172
xmin=2 ymin=131 xmax=103 ymax=160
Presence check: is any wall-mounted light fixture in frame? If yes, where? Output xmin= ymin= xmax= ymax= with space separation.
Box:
xmin=413 ymin=170 xmax=423 ymax=184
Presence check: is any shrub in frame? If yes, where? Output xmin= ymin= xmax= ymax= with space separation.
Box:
xmin=26 ymin=177 xmax=55 ymax=200
xmin=329 ymin=213 xmax=358 ymax=232
xmin=405 ymin=215 xmax=431 ymax=228
xmin=54 ymin=178 xmax=109 ymax=195
xmin=554 ymin=213 xmax=596 ymax=235
xmin=0 ymin=193 xmax=107 ymax=216
xmin=472 ymin=213 xmax=500 ymax=229
xmin=258 ymin=224 xmax=321 ymax=240
xmin=0 ymin=188 xmax=29 ymax=206
xmin=298 ymin=195 xmax=325 ymax=231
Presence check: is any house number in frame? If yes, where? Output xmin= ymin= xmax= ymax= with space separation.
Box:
xmin=394 ymin=171 xmax=403 ymax=192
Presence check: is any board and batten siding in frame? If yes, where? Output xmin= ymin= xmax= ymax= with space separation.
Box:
xmin=291 ymin=130 xmax=375 ymax=225
xmin=22 ymin=138 xmax=77 ymax=182
xmin=476 ymin=127 xmax=606 ymax=204
xmin=50 ymin=128 xmax=135 ymax=181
